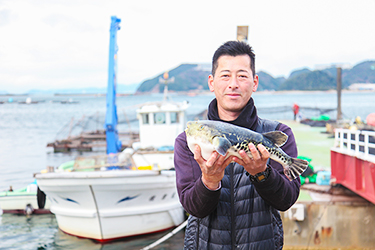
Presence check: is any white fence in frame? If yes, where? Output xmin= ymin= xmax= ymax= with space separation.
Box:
xmin=333 ymin=128 xmax=375 ymax=162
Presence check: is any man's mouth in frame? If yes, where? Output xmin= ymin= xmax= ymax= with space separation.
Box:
xmin=226 ymin=93 xmax=241 ymax=97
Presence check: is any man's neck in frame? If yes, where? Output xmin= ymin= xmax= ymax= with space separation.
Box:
xmin=218 ymin=108 xmax=240 ymax=122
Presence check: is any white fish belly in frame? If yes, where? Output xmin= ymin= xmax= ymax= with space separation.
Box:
xmin=187 ymin=137 xmax=215 ymax=161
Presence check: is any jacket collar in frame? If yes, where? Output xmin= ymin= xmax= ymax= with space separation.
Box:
xmin=207 ymin=97 xmax=258 ymax=131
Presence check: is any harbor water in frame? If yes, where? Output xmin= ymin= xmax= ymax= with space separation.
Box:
xmin=0 ymin=91 xmax=374 ymax=249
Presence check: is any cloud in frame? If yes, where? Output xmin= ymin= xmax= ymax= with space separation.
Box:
xmin=0 ymin=9 xmax=12 ymax=27
xmin=0 ymin=0 xmax=375 ymax=94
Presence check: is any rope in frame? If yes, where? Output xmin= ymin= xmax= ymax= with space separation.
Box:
xmin=140 ymin=220 xmax=188 ymax=250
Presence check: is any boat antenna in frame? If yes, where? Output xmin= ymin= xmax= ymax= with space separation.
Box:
xmin=159 ymin=71 xmax=174 ymax=101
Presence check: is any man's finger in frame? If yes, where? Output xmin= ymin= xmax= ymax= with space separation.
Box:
xmin=206 ymin=151 xmax=219 ymax=167
xmin=194 ymin=145 xmax=204 ymax=164
xmin=248 ymin=143 xmax=260 ymax=160
xmin=238 ymin=149 xmax=252 ymax=164
xmin=257 ymin=144 xmax=270 ymax=159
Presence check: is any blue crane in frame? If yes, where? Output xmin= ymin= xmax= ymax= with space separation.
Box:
xmin=105 ymin=16 xmax=122 ymax=155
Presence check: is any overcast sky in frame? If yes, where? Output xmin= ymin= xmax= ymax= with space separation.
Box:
xmin=1 ymin=0 xmax=374 ymax=93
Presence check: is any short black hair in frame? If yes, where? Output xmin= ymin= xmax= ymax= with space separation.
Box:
xmin=212 ymin=41 xmax=255 ymax=77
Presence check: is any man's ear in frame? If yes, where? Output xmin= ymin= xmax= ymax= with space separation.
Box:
xmin=208 ymin=74 xmax=215 ymax=92
xmin=252 ymin=74 xmax=259 ymax=92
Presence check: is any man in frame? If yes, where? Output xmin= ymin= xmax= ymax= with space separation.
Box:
xmin=293 ymin=103 xmax=300 ymax=121
xmin=174 ymin=41 xmax=300 ymax=249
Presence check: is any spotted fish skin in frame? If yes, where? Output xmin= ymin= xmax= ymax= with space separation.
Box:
xmin=185 ymin=120 xmax=308 ymax=180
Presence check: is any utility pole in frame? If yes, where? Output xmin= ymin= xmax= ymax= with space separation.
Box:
xmin=237 ymin=26 xmax=249 ymax=43
xmin=336 ymin=67 xmax=342 ymax=122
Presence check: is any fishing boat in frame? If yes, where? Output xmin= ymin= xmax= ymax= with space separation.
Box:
xmin=35 ymin=16 xmax=186 ymax=242
xmin=0 ymin=180 xmax=51 ymax=214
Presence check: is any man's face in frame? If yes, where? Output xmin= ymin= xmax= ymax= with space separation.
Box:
xmin=208 ymin=55 xmax=258 ymax=120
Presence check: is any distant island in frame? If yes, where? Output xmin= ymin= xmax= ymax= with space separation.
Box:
xmin=135 ymin=60 xmax=375 ymax=94
xmin=1 ymin=60 xmax=374 ymax=96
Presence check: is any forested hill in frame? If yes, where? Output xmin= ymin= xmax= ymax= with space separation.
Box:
xmin=135 ymin=61 xmax=375 ymax=93
xmin=136 ymin=64 xmax=211 ymax=93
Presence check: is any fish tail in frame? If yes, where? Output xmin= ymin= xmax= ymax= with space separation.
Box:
xmin=284 ymin=157 xmax=309 ymax=181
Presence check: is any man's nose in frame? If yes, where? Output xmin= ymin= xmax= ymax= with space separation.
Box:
xmin=228 ymin=77 xmax=239 ymax=89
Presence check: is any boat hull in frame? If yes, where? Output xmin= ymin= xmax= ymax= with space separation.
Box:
xmin=35 ymin=170 xmax=185 ymax=241
xmin=0 ymin=194 xmax=51 ymax=214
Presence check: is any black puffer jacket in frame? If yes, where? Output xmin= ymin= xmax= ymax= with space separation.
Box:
xmin=174 ymin=98 xmax=300 ymax=250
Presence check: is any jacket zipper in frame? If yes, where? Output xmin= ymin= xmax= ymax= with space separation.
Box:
xmin=196 ymin=218 xmax=200 ymax=249
xmin=230 ymin=163 xmax=236 ymax=250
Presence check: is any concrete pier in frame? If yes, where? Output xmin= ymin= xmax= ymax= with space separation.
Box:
xmin=281 ymin=184 xmax=375 ymax=249
xmin=281 ymin=121 xmax=375 ymax=249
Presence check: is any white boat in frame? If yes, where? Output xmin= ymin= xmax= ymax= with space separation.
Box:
xmin=35 ymin=98 xmax=188 ymax=241
xmin=35 ymin=16 xmax=188 ymax=242
xmin=0 ymin=180 xmax=51 ymax=214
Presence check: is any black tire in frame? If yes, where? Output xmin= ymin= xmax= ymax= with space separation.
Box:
xmin=37 ymin=186 xmax=46 ymax=209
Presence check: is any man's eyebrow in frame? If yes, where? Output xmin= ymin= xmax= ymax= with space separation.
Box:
xmin=218 ymin=69 xmax=250 ymax=74
xmin=238 ymin=69 xmax=250 ymax=73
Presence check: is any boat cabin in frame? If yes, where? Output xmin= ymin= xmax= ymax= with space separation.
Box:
xmin=136 ymin=100 xmax=189 ymax=149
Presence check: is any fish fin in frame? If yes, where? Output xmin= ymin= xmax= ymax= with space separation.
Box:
xmin=262 ymin=131 xmax=288 ymax=147
xmin=284 ymin=157 xmax=309 ymax=181
xmin=212 ymin=137 xmax=231 ymax=156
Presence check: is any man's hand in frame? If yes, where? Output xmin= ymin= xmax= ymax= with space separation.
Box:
xmin=232 ymin=143 xmax=269 ymax=176
xmin=194 ymin=145 xmax=232 ymax=190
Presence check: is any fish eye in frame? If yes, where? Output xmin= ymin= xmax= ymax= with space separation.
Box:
xmin=199 ymin=125 xmax=204 ymax=130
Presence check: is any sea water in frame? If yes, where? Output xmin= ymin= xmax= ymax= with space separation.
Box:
xmin=0 ymin=91 xmax=374 ymax=249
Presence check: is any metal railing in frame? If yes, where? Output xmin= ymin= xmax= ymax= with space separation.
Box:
xmin=334 ymin=128 xmax=375 ymax=159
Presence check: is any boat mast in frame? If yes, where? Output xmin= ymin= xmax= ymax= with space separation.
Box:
xmin=105 ymin=16 xmax=122 ymax=154
xmin=159 ymin=71 xmax=174 ymax=101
